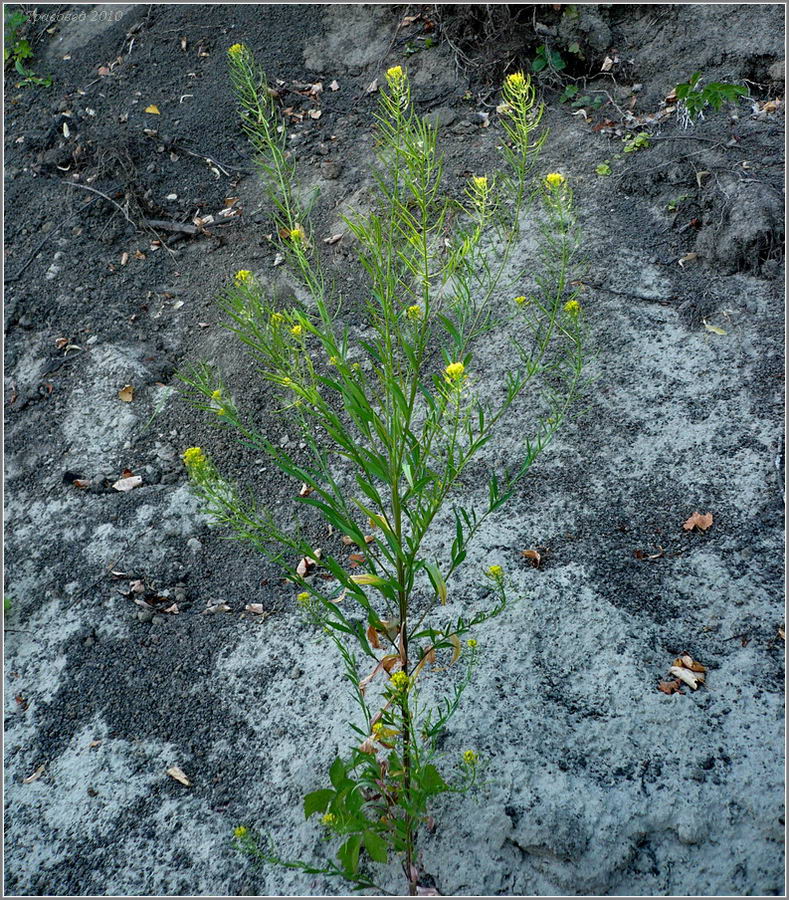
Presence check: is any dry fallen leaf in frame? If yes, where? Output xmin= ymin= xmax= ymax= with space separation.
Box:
xmin=702 ymin=319 xmax=727 ymax=335
xmin=88 ymin=740 xmax=102 ymax=748
xmin=329 ymin=79 xmax=340 ymax=91
xmin=112 ymin=475 xmax=143 ymax=492
xmin=678 ymin=252 xmax=698 ymax=268
xmin=244 ymin=604 xmax=270 ymax=617
xmin=323 ymin=233 xmax=343 ymax=245
xmin=675 ymin=654 xmax=707 ymax=673
xmin=145 ymin=104 xmax=161 ymax=115
xmin=23 ymin=764 xmax=45 ymax=784
xmin=778 ymin=625 xmax=785 ymax=641
xmin=298 ymin=483 xmax=314 ymax=497
xmin=601 ymin=56 xmax=614 ymax=72
xmin=682 ymin=511 xmax=713 ymax=532
xmin=202 ymin=603 xmax=231 ymax=615
xmin=166 ymin=765 xmax=191 ymax=786
xmin=308 ymin=109 xmax=322 ymax=119
xmin=366 ymin=78 xmax=379 ymax=94
xmin=162 ymin=603 xmax=180 ymax=614
xmin=658 ymin=679 xmax=683 ymax=695
xmin=72 ymin=478 xmax=91 ymax=490
xmin=521 ymin=548 xmax=541 ymax=568
xmin=118 ymin=384 xmax=134 ymax=403
xmin=670 ymin=665 xmax=705 ymax=690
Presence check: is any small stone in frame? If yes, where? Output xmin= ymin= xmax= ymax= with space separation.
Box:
xmin=768 ymin=59 xmax=784 ymax=83
xmin=320 ymin=160 xmax=343 ymax=180
xmin=137 ymin=608 xmax=155 ymax=623
xmin=187 ymin=537 xmax=202 ymax=554
xmin=426 ymin=107 xmax=456 ymax=128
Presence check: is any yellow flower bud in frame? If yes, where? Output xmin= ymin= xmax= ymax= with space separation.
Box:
xmin=228 ymin=44 xmax=245 ymax=57
xmin=234 ymin=269 xmax=252 ymax=285
xmin=443 ymin=362 xmax=466 ymax=384
xmin=406 ymin=305 xmax=423 ymax=321
xmin=545 ymin=172 xmax=566 ymax=189
xmin=563 ymin=299 xmax=581 ymax=315
xmin=386 ymin=65 xmax=404 ymax=81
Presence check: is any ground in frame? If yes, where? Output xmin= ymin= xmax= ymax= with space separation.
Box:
xmin=3 ymin=3 xmax=785 ymax=897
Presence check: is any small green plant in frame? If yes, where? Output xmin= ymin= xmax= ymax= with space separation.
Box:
xmin=623 ymin=131 xmax=650 ymax=153
xmin=181 ymin=52 xmax=586 ymax=896
xmin=674 ymin=71 xmax=747 ymax=124
xmin=531 ymin=43 xmax=566 ymax=75
xmin=4 ymin=8 xmax=52 ymax=86
xmin=558 ymin=85 xmax=605 ymax=111
xmin=595 ymin=161 xmax=612 ymax=176
xmin=4 ymin=597 xmax=12 ymax=614
xmin=666 ymin=194 xmax=690 ymax=213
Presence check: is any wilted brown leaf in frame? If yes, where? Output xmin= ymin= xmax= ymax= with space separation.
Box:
xmin=72 ymin=478 xmax=91 ymax=490
xmin=23 ymin=764 xmax=45 ymax=784
xmin=658 ymin=679 xmax=683 ymax=695
xmin=299 ymin=483 xmax=314 ymax=497
xmin=674 ymin=654 xmax=707 ymax=673
xmin=329 ymin=79 xmax=340 ymax=91
xmin=682 ymin=511 xmax=713 ymax=532
xmin=349 ymin=553 xmax=366 ymax=568
xmin=202 ymin=603 xmax=231 ymax=615
xmin=166 ymin=765 xmax=191 ymax=786
xmin=778 ymin=625 xmax=785 ymax=641
xmin=162 ymin=603 xmax=180 ymax=614
xmin=144 ymin=104 xmax=160 ymax=115
xmin=118 ymin=385 xmax=134 ymax=403
xmin=244 ymin=604 xmax=270 ymax=617
xmin=669 ymin=666 xmax=705 ymax=690
xmin=521 ymin=548 xmax=541 ymax=568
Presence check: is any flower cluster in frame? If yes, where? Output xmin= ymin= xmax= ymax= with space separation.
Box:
xmin=443 ymin=361 xmax=466 ymax=385
xmin=406 ymin=304 xmax=423 ymax=321
xmin=234 ymin=269 xmax=253 ymax=286
xmin=233 ymin=825 xmax=248 ymax=838
xmin=545 ymin=172 xmax=566 ymax=189
xmin=228 ymin=43 xmax=246 ymax=57
xmin=389 ymin=670 xmax=411 ymax=692
xmin=505 ymin=71 xmax=527 ymax=91
xmin=486 ymin=564 xmax=504 ymax=580
xmin=563 ymin=299 xmax=581 ymax=316
xmin=182 ymin=446 xmax=206 ymax=470
xmin=514 ymin=295 xmax=528 ymax=307
xmin=462 ymin=749 xmax=478 ymax=766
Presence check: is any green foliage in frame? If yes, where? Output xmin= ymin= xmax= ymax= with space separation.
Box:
xmin=4 ymin=596 xmax=12 ymax=614
xmin=675 ymin=71 xmax=747 ymax=122
xmin=595 ymin=162 xmax=612 ymax=176
xmin=623 ymin=131 xmax=650 ymax=153
xmin=531 ymin=43 xmax=566 ymax=74
xmin=182 ymin=51 xmax=587 ymax=894
xmin=4 ymin=7 xmax=52 ymax=86
xmin=558 ymin=84 xmax=605 ymax=111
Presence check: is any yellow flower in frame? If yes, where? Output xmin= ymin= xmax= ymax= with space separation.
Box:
xmin=211 ymin=389 xmax=222 ymax=401
xmin=321 ymin=812 xmax=336 ymax=826
xmin=270 ymin=312 xmax=284 ymax=326
xmin=406 ymin=305 xmax=423 ymax=321
xmin=389 ymin=670 xmax=410 ymax=691
xmin=290 ymin=324 xmax=303 ymax=337
xmin=444 ymin=361 xmax=466 ymax=384
xmin=505 ymin=71 xmax=527 ymax=90
xmin=545 ymin=172 xmax=566 ymax=189
xmin=234 ymin=269 xmax=252 ymax=285
xmin=386 ymin=65 xmax=404 ymax=81
xmin=563 ymin=299 xmax=581 ymax=316
xmin=463 ymin=749 xmax=478 ymax=766
xmin=467 ymin=638 xmax=477 ymax=648
xmin=296 ymin=591 xmax=310 ymax=606
xmin=214 ymin=407 xmax=226 ymax=416
xmin=182 ymin=447 xmax=206 ymax=468
xmin=472 ymin=175 xmax=488 ymax=191
xmin=289 ymin=226 xmax=305 ymax=243
xmin=487 ymin=564 xmax=504 ymax=580
xmin=233 ymin=825 xmax=248 ymax=838
xmin=328 ymin=355 xmax=339 ymax=366
xmin=372 ymin=721 xmax=383 ymax=734
xmin=514 ymin=295 xmax=528 ymax=306
xmin=228 ymin=44 xmax=245 ymax=57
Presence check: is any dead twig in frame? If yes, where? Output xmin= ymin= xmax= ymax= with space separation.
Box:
xmin=61 ymin=180 xmax=136 ymax=226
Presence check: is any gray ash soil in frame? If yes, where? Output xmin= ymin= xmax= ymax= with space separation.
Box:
xmin=4 ymin=4 xmax=785 ymax=897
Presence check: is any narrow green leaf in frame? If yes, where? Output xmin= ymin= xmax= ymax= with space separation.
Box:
xmin=329 ymin=757 xmax=346 ymax=789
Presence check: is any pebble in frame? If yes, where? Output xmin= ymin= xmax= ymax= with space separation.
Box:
xmin=137 ymin=608 xmax=155 ymax=623
xmin=187 ymin=537 xmax=202 ymax=554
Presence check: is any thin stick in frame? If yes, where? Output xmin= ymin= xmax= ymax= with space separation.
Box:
xmin=61 ymin=180 xmax=136 ymax=225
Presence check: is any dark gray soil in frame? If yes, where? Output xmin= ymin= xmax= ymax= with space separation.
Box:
xmin=4 ymin=4 xmax=785 ymax=897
